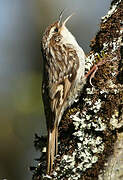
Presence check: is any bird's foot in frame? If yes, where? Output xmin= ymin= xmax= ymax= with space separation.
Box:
xmin=85 ymin=52 xmax=110 ymax=86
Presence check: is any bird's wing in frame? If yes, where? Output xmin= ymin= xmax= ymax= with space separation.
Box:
xmin=42 ymin=43 xmax=83 ymax=174
xmin=42 ymin=43 xmax=80 ymax=128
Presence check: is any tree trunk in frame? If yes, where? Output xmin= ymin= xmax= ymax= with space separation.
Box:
xmin=31 ymin=0 xmax=123 ymax=179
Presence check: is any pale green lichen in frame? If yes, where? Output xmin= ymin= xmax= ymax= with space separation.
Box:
xmin=101 ymin=0 xmax=121 ymax=22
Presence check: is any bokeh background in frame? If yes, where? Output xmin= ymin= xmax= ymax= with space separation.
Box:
xmin=0 ymin=0 xmax=111 ymax=180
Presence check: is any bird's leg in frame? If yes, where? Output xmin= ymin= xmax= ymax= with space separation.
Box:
xmin=85 ymin=63 xmax=99 ymax=86
xmin=85 ymin=57 xmax=108 ymax=86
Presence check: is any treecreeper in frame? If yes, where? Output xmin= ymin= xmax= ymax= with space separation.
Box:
xmin=41 ymin=11 xmax=100 ymax=175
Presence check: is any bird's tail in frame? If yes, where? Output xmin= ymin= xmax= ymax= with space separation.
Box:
xmin=47 ymin=125 xmax=58 ymax=174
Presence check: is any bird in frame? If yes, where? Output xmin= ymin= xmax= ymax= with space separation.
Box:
xmin=41 ymin=11 xmax=87 ymax=174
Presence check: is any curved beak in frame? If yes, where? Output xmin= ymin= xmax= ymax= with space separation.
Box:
xmin=62 ymin=13 xmax=75 ymax=26
xmin=58 ymin=10 xmax=75 ymax=27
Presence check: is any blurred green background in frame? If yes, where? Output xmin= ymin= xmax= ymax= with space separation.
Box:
xmin=0 ymin=0 xmax=111 ymax=180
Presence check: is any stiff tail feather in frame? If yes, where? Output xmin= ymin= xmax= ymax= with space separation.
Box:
xmin=47 ymin=125 xmax=58 ymax=174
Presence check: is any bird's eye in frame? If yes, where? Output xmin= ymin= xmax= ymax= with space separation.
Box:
xmin=54 ymin=27 xmax=58 ymax=32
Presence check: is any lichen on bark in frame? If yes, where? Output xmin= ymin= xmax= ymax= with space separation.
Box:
xmin=31 ymin=0 xmax=123 ymax=179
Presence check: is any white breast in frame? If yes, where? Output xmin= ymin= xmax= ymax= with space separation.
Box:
xmin=61 ymin=26 xmax=85 ymax=81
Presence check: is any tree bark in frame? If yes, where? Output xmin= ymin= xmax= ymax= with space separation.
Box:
xmin=31 ymin=0 xmax=123 ymax=179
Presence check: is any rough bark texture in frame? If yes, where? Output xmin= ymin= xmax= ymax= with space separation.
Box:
xmin=31 ymin=0 xmax=123 ymax=179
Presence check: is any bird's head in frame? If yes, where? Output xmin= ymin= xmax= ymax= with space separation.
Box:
xmin=42 ymin=11 xmax=75 ymax=49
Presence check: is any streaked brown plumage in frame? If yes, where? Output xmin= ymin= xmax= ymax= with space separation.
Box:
xmin=41 ymin=12 xmax=86 ymax=174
